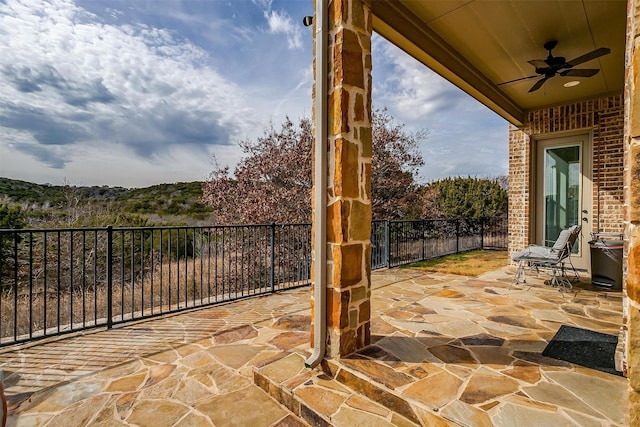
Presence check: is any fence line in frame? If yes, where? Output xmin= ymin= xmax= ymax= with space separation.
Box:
xmin=0 ymin=217 xmax=506 ymax=347
xmin=371 ymin=217 xmax=507 ymax=269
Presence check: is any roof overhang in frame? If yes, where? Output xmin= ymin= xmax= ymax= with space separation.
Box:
xmin=369 ymin=0 xmax=626 ymax=127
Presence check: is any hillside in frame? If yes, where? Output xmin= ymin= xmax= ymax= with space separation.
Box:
xmin=0 ymin=177 xmax=214 ymax=225
xmin=0 ymin=178 xmax=129 ymax=205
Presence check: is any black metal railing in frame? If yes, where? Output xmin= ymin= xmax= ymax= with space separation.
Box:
xmin=0 ymin=217 xmax=506 ymax=346
xmin=371 ymin=217 xmax=508 ymax=269
xmin=0 ymin=223 xmax=312 ymax=346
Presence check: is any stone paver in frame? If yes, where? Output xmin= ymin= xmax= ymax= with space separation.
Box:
xmin=0 ymin=267 xmax=629 ymax=426
xmin=1 ymin=288 xmax=312 ymax=426
xmin=256 ymin=267 xmax=628 ymax=426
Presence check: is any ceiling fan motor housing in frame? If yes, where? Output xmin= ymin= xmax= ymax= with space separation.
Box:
xmin=546 ymin=56 xmax=566 ymax=68
xmin=537 ymin=55 xmax=568 ymax=76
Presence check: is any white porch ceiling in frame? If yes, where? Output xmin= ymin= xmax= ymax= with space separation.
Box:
xmin=370 ymin=0 xmax=627 ymax=125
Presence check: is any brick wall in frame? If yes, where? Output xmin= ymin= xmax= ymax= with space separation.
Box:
xmin=509 ymin=95 xmax=625 ymax=255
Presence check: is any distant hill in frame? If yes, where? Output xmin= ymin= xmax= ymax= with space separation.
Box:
xmin=0 ymin=177 xmax=129 ymax=206
xmin=0 ymin=177 xmax=214 ymax=224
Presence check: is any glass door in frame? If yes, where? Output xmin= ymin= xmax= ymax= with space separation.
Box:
xmin=536 ymin=135 xmax=591 ymax=271
xmin=542 ymin=145 xmax=580 ymax=246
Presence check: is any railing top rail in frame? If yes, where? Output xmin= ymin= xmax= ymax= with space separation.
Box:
xmin=109 ymin=223 xmax=311 ymax=232
xmin=0 ymin=223 xmax=313 ymax=234
xmin=372 ymin=217 xmax=506 ymax=224
xmin=0 ymin=227 xmax=108 ymax=233
xmin=1 ymin=217 xmax=509 ymax=234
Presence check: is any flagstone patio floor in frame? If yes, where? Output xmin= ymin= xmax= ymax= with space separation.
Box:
xmin=0 ymin=267 xmax=628 ymax=426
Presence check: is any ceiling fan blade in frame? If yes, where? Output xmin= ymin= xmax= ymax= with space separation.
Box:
xmin=529 ymin=76 xmax=550 ymax=93
xmin=497 ymin=74 xmax=539 ymax=86
xmin=565 ymin=47 xmax=611 ymax=67
xmin=527 ymin=59 xmax=548 ymax=68
xmin=561 ymin=68 xmax=600 ymax=77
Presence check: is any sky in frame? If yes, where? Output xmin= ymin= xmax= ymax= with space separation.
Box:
xmin=0 ymin=0 xmax=508 ymax=188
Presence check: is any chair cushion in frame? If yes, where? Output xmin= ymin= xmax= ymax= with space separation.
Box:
xmin=511 ymin=225 xmax=580 ymax=261
xmin=551 ymin=228 xmax=573 ymax=252
xmin=511 ymin=245 xmax=555 ymax=261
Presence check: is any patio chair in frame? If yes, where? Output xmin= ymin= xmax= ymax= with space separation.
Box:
xmin=511 ymin=225 xmax=582 ymax=292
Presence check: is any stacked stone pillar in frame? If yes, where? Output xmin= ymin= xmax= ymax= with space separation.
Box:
xmin=311 ymin=0 xmax=373 ymax=359
xmin=626 ymin=0 xmax=640 ymax=424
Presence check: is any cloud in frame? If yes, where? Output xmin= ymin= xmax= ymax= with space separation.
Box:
xmin=251 ymin=0 xmax=272 ymax=10
xmin=371 ymin=34 xmax=508 ymax=182
xmin=373 ymin=35 xmax=472 ymax=119
xmin=0 ymin=0 xmax=253 ymax=171
xmin=254 ymin=0 xmax=302 ymax=50
xmin=14 ymin=143 xmax=68 ymax=169
xmin=264 ymin=10 xmax=302 ymax=49
xmin=0 ymin=0 xmax=507 ymax=188
xmin=3 ymin=105 xmax=88 ymax=145
xmin=4 ymin=65 xmax=63 ymax=92
xmin=4 ymin=64 xmax=116 ymax=107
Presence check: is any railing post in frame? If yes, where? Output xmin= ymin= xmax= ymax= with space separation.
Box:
xmin=421 ymin=220 xmax=426 ymax=261
xmin=456 ymin=219 xmax=460 ymax=254
xmin=270 ymin=223 xmax=275 ymax=293
xmin=385 ymin=220 xmax=390 ymax=268
xmin=13 ymin=232 xmax=18 ymax=341
xmin=106 ymin=226 xmax=113 ymax=329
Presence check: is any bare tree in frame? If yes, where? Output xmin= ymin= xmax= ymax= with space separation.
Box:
xmin=371 ymin=109 xmax=426 ymax=219
xmin=495 ymin=175 xmax=509 ymax=191
xmin=62 ymin=178 xmax=86 ymax=227
xmin=201 ymin=110 xmax=428 ymax=224
xmin=201 ymin=117 xmax=312 ymax=224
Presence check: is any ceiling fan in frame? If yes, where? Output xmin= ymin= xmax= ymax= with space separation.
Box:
xmin=501 ymin=40 xmax=610 ymax=93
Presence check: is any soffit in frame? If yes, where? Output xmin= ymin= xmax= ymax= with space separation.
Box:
xmin=371 ymin=0 xmax=627 ymax=125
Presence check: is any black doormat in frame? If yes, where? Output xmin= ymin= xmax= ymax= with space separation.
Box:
xmin=542 ymin=325 xmax=622 ymax=376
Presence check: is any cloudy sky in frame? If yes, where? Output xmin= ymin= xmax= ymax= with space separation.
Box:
xmin=0 ymin=0 xmax=507 ymax=188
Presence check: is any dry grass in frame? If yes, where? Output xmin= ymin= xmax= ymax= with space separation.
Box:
xmin=406 ymin=250 xmax=508 ymax=276
xmin=1 ymin=254 xmax=307 ymax=343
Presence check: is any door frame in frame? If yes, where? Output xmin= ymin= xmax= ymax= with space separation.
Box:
xmin=532 ymin=132 xmax=593 ymax=272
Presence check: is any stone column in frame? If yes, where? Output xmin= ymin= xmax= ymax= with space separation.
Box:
xmin=311 ymin=0 xmax=372 ymax=359
xmin=625 ymin=0 xmax=640 ymax=424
